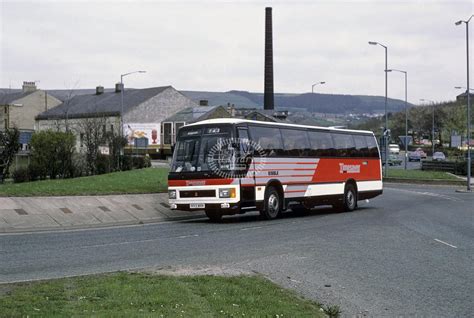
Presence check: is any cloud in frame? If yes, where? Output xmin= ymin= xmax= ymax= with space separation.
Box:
xmin=0 ymin=0 xmax=472 ymax=104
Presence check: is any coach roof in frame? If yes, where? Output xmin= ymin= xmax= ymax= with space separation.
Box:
xmin=186 ymin=118 xmax=374 ymax=135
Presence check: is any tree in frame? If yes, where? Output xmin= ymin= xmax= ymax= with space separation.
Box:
xmin=0 ymin=128 xmax=21 ymax=182
xmin=75 ymin=117 xmax=107 ymax=174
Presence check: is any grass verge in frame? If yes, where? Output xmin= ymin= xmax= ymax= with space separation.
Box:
xmin=0 ymin=168 xmax=169 ymax=197
xmin=0 ymin=272 xmax=328 ymax=317
xmin=386 ymin=169 xmax=460 ymax=180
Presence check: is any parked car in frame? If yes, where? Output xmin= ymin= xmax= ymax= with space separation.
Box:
xmin=408 ymin=151 xmax=421 ymax=162
xmin=415 ymin=148 xmax=427 ymax=159
xmin=389 ymin=144 xmax=400 ymax=155
xmin=388 ymin=154 xmax=402 ymax=166
xmin=433 ymin=152 xmax=446 ymax=161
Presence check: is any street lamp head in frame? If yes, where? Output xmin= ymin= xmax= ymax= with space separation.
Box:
xmin=368 ymin=41 xmax=378 ymax=45
xmin=454 ymin=86 xmax=462 ymax=89
xmin=386 ymin=69 xmax=392 ymax=72
xmin=455 ymin=20 xmax=463 ymax=25
xmin=138 ymin=71 xmax=147 ymax=73
xmin=320 ymin=81 xmax=326 ymax=84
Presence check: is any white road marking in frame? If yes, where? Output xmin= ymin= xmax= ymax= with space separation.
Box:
xmin=240 ymin=226 xmax=262 ymax=231
xmin=79 ymin=234 xmax=199 ymax=248
xmin=434 ymin=238 xmax=458 ymax=249
xmin=386 ymin=187 xmax=463 ymax=202
xmin=178 ymin=234 xmax=199 ymax=238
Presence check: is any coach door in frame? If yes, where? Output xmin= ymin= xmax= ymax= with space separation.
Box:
xmin=237 ymin=127 xmax=256 ymax=205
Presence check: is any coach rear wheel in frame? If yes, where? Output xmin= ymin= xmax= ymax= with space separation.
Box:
xmin=261 ymin=186 xmax=281 ymax=220
xmin=343 ymin=184 xmax=357 ymax=212
xmin=332 ymin=184 xmax=357 ymax=212
xmin=205 ymin=209 xmax=222 ymax=222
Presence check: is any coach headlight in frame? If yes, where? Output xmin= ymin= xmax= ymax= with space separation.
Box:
xmin=219 ymin=188 xmax=236 ymax=198
xmin=168 ymin=190 xmax=177 ymax=199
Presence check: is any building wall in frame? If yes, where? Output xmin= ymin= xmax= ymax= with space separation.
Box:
xmin=7 ymin=91 xmax=61 ymax=131
xmin=0 ymin=105 xmax=7 ymax=130
xmin=123 ymin=87 xmax=197 ymax=123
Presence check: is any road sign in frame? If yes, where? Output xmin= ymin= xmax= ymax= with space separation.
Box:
xmin=399 ymin=136 xmax=412 ymax=147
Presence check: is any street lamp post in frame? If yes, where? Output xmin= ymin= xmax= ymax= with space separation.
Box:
xmin=456 ymin=15 xmax=473 ymax=191
xmin=369 ymin=41 xmax=389 ymax=176
xmin=311 ymin=81 xmax=326 ymax=115
xmin=420 ymin=99 xmax=435 ymax=156
xmin=387 ymin=69 xmax=408 ymax=169
xmin=120 ymin=70 xmax=146 ymax=149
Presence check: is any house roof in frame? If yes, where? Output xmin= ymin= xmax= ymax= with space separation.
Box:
xmin=163 ymin=106 xmax=229 ymax=123
xmin=0 ymin=91 xmax=35 ymax=105
xmin=36 ymin=86 xmax=172 ymax=120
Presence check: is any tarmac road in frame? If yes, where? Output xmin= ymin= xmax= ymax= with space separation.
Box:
xmin=1 ymin=183 xmax=473 ymax=316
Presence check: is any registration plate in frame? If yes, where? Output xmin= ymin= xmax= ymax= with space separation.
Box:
xmin=190 ymin=203 xmax=205 ymax=209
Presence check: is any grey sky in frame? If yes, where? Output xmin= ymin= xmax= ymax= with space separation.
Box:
xmin=0 ymin=0 xmax=472 ymax=104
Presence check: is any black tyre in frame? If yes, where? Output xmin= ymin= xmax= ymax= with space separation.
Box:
xmin=205 ymin=209 xmax=222 ymax=222
xmin=332 ymin=183 xmax=357 ymax=212
xmin=343 ymin=184 xmax=357 ymax=212
xmin=260 ymin=186 xmax=282 ymax=220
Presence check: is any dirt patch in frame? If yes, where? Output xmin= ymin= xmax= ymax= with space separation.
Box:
xmin=137 ymin=265 xmax=256 ymax=277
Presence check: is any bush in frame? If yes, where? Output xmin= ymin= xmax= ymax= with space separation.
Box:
xmin=132 ymin=156 xmax=144 ymax=169
xmin=28 ymin=162 xmax=46 ymax=181
xmin=71 ymin=154 xmax=88 ymax=178
xmin=144 ymin=155 xmax=152 ymax=168
xmin=12 ymin=167 xmax=29 ymax=183
xmin=96 ymin=154 xmax=111 ymax=175
xmin=121 ymin=155 xmax=133 ymax=171
xmin=30 ymin=130 xmax=76 ymax=179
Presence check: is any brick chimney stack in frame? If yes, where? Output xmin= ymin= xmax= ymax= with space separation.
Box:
xmin=264 ymin=7 xmax=274 ymax=110
xmin=22 ymin=81 xmax=37 ymax=93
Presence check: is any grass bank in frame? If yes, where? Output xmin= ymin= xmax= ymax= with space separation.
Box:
xmin=386 ymin=169 xmax=460 ymax=180
xmin=0 ymin=272 xmax=329 ymax=317
xmin=0 ymin=168 xmax=169 ymax=197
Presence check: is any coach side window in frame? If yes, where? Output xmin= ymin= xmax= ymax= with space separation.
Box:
xmin=332 ymin=133 xmax=356 ymax=157
xmin=281 ymin=129 xmax=310 ymax=157
xmin=353 ymin=134 xmax=369 ymax=157
xmin=308 ymin=130 xmax=335 ymax=157
xmin=365 ymin=135 xmax=380 ymax=158
xmin=248 ymin=125 xmax=284 ymax=157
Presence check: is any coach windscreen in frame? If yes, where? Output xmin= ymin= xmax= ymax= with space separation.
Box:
xmin=171 ymin=125 xmax=238 ymax=174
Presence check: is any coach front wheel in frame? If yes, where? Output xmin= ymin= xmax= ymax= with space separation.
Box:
xmin=261 ymin=186 xmax=282 ymax=220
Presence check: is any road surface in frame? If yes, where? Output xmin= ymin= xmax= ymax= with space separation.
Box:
xmin=1 ymin=183 xmax=473 ymax=316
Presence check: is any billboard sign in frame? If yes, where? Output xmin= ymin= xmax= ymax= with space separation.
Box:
xmin=124 ymin=123 xmax=160 ymax=147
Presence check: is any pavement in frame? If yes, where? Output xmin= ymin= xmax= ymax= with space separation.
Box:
xmin=0 ymin=193 xmax=204 ymax=233
xmin=1 ymin=183 xmax=473 ymax=316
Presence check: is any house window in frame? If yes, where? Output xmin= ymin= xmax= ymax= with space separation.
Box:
xmin=110 ymin=124 xmax=114 ymax=132
xmin=103 ymin=124 xmax=107 ymax=135
xmin=80 ymin=133 xmax=84 ymax=147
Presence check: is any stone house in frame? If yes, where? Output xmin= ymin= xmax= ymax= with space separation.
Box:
xmin=0 ymin=82 xmax=62 ymax=149
xmin=36 ymin=84 xmax=197 ymax=157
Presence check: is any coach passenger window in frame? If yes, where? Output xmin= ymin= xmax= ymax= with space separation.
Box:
xmin=332 ymin=133 xmax=356 ymax=157
xmin=353 ymin=135 xmax=369 ymax=157
xmin=365 ymin=135 xmax=380 ymax=158
xmin=248 ymin=125 xmax=284 ymax=157
xmin=308 ymin=130 xmax=335 ymax=157
xmin=281 ymin=129 xmax=310 ymax=157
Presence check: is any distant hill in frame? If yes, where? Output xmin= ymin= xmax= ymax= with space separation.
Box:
xmin=182 ymin=90 xmax=412 ymax=114
xmin=1 ymin=88 xmax=411 ymax=115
